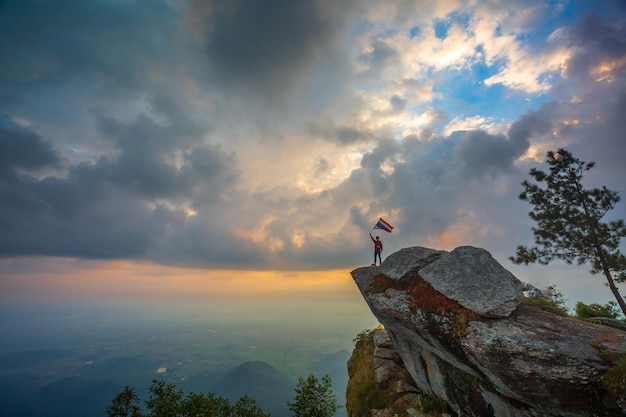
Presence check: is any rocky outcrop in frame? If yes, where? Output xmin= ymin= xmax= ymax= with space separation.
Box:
xmin=350 ymin=245 xmax=626 ymax=417
xmin=419 ymin=246 xmax=524 ymax=317
xmin=347 ymin=327 xmax=424 ymax=417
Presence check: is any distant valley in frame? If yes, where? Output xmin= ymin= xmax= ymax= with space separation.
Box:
xmin=0 ymin=303 xmax=370 ymax=417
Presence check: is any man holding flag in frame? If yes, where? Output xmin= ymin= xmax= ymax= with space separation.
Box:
xmin=369 ymin=218 xmax=393 ymax=266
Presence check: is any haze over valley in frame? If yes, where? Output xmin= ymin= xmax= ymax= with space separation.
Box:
xmin=0 ymin=293 xmax=377 ymax=417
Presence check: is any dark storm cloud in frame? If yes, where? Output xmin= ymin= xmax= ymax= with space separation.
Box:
xmin=594 ymin=88 xmax=626 ymax=165
xmin=564 ymin=11 xmax=626 ymax=81
xmin=201 ymin=0 xmax=353 ymax=101
xmin=526 ymin=8 xmax=626 ymax=196
xmin=0 ymin=122 xmax=63 ymax=234
xmin=0 ymin=0 xmax=177 ymax=89
xmin=93 ymin=107 xmax=220 ymax=200
xmin=453 ymin=111 xmax=550 ymax=177
xmin=375 ymin=137 xmax=460 ymax=235
xmin=307 ymin=121 xmax=379 ymax=145
xmin=149 ymin=211 xmax=269 ymax=269
xmin=562 ymin=85 xmax=626 ymax=195
xmin=0 ymin=122 xmax=61 ymax=175
xmin=0 ymin=110 xmax=239 ymax=259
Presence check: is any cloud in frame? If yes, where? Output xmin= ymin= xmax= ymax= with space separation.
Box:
xmin=0 ymin=122 xmax=61 ymax=175
xmin=0 ymin=107 xmax=240 ymax=261
xmin=564 ymin=11 xmax=626 ymax=82
xmin=0 ymin=0 xmax=625 ymax=277
xmin=444 ymin=115 xmax=496 ymax=136
xmin=450 ymin=110 xmax=551 ymax=179
xmin=0 ymin=0 xmax=178 ymax=91
xmin=307 ymin=120 xmax=380 ymax=145
xmin=357 ymin=39 xmax=400 ymax=79
xmin=199 ymin=0 xmax=354 ymax=104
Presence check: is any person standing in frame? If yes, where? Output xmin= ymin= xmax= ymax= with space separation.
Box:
xmin=370 ymin=233 xmax=383 ymax=266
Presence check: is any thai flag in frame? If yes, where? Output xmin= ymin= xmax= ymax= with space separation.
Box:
xmin=374 ymin=218 xmax=394 ymax=233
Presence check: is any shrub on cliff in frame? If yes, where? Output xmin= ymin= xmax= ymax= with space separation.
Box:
xmin=286 ymin=374 xmax=338 ymax=417
xmin=346 ymin=329 xmax=389 ymax=417
xmin=575 ymin=301 xmax=621 ymax=319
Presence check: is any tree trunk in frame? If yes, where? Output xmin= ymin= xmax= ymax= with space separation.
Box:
xmin=597 ymin=247 xmax=626 ymax=316
xmin=604 ymin=270 xmax=626 ymax=316
xmin=576 ymin=180 xmax=626 ymax=315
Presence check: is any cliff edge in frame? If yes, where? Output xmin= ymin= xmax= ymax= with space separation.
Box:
xmin=349 ymin=245 xmax=626 ymax=417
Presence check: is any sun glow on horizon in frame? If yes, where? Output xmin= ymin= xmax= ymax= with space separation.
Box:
xmin=0 ymin=257 xmax=363 ymax=306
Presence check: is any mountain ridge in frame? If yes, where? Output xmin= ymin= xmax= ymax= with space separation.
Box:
xmin=212 ymin=360 xmax=295 ymax=417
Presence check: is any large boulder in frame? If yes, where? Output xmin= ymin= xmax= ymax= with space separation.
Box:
xmin=350 ymin=245 xmax=626 ymax=417
xmin=419 ymin=246 xmax=524 ymax=317
xmin=379 ymin=246 xmax=447 ymax=284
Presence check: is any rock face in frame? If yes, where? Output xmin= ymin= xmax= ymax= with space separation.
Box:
xmin=419 ymin=246 xmax=524 ymax=317
xmin=350 ymin=246 xmax=626 ymax=417
xmin=347 ymin=327 xmax=422 ymax=417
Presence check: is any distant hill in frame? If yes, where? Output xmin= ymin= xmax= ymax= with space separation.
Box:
xmin=212 ymin=360 xmax=295 ymax=417
xmin=308 ymin=348 xmax=351 ymax=374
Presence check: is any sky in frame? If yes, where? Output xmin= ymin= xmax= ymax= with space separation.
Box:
xmin=1 ymin=0 xmax=626 ymax=316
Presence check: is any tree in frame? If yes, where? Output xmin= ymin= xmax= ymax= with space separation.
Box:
xmin=286 ymin=374 xmax=338 ymax=417
xmin=575 ymin=301 xmax=621 ymax=319
xmin=233 ymin=393 xmax=270 ymax=417
xmin=523 ymin=284 xmax=570 ymax=316
xmin=544 ymin=284 xmax=570 ymax=315
xmin=145 ymin=379 xmax=183 ymax=417
xmin=180 ymin=392 xmax=232 ymax=417
xmin=511 ymin=148 xmax=626 ymax=315
xmin=106 ymin=386 xmax=144 ymax=417
xmin=108 ymin=381 xmax=270 ymax=417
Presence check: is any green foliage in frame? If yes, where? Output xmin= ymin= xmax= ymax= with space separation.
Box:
xmin=346 ymin=329 xmax=417 ymax=417
xmin=544 ymin=284 xmax=570 ymax=315
xmin=346 ymin=330 xmax=388 ymax=417
xmin=575 ymin=301 xmax=621 ymax=319
xmin=286 ymin=374 xmax=339 ymax=417
xmin=352 ymin=378 xmax=389 ymax=415
xmin=510 ymin=148 xmax=626 ymax=315
xmin=522 ymin=297 xmax=569 ymax=316
xmin=233 ymin=394 xmax=270 ymax=417
xmin=353 ymin=328 xmax=376 ymax=343
xmin=106 ymin=386 xmax=144 ymax=417
xmin=521 ymin=285 xmax=570 ymax=316
xmin=107 ymin=380 xmax=269 ymax=417
xmin=145 ymin=380 xmax=183 ymax=417
xmin=180 ymin=392 xmax=231 ymax=417
xmin=601 ymin=355 xmax=626 ymax=399
xmin=417 ymin=394 xmax=451 ymax=415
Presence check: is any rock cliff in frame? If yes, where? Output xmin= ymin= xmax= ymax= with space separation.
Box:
xmin=349 ymin=246 xmax=626 ymax=417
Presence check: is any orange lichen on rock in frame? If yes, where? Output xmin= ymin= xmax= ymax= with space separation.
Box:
xmin=372 ymin=272 xmax=471 ymax=316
